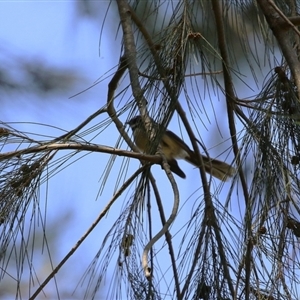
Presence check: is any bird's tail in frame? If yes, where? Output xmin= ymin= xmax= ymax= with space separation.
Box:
xmin=167 ymin=159 xmax=186 ymax=179
xmin=185 ymin=152 xmax=235 ymax=181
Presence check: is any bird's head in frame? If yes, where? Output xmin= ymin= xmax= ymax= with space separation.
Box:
xmin=126 ymin=116 xmax=143 ymax=130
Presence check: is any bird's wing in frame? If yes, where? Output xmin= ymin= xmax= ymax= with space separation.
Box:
xmin=163 ymin=129 xmax=192 ymax=158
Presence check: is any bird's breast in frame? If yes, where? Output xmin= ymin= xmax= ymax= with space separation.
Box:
xmin=133 ymin=128 xmax=149 ymax=152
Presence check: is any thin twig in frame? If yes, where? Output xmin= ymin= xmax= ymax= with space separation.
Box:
xmin=53 ymin=108 xmax=107 ymax=142
xmin=106 ymin=55 xmax=136 ymax=150
xmin=142 ymin=156 xmax=179 ymax=279
xmin=150 ymin=174 xmax=181 ymax=298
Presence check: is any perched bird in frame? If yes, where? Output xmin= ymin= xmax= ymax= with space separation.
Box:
xmin=126 ymin=116 xmax=235 ymax=181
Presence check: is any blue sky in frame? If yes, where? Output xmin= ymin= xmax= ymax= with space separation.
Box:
xmin=0 ymin=2 xmax=121 ymax=298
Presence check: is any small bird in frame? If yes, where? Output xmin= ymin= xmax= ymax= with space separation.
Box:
xmin=126 ymin=116 xmax=235 ymax=181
